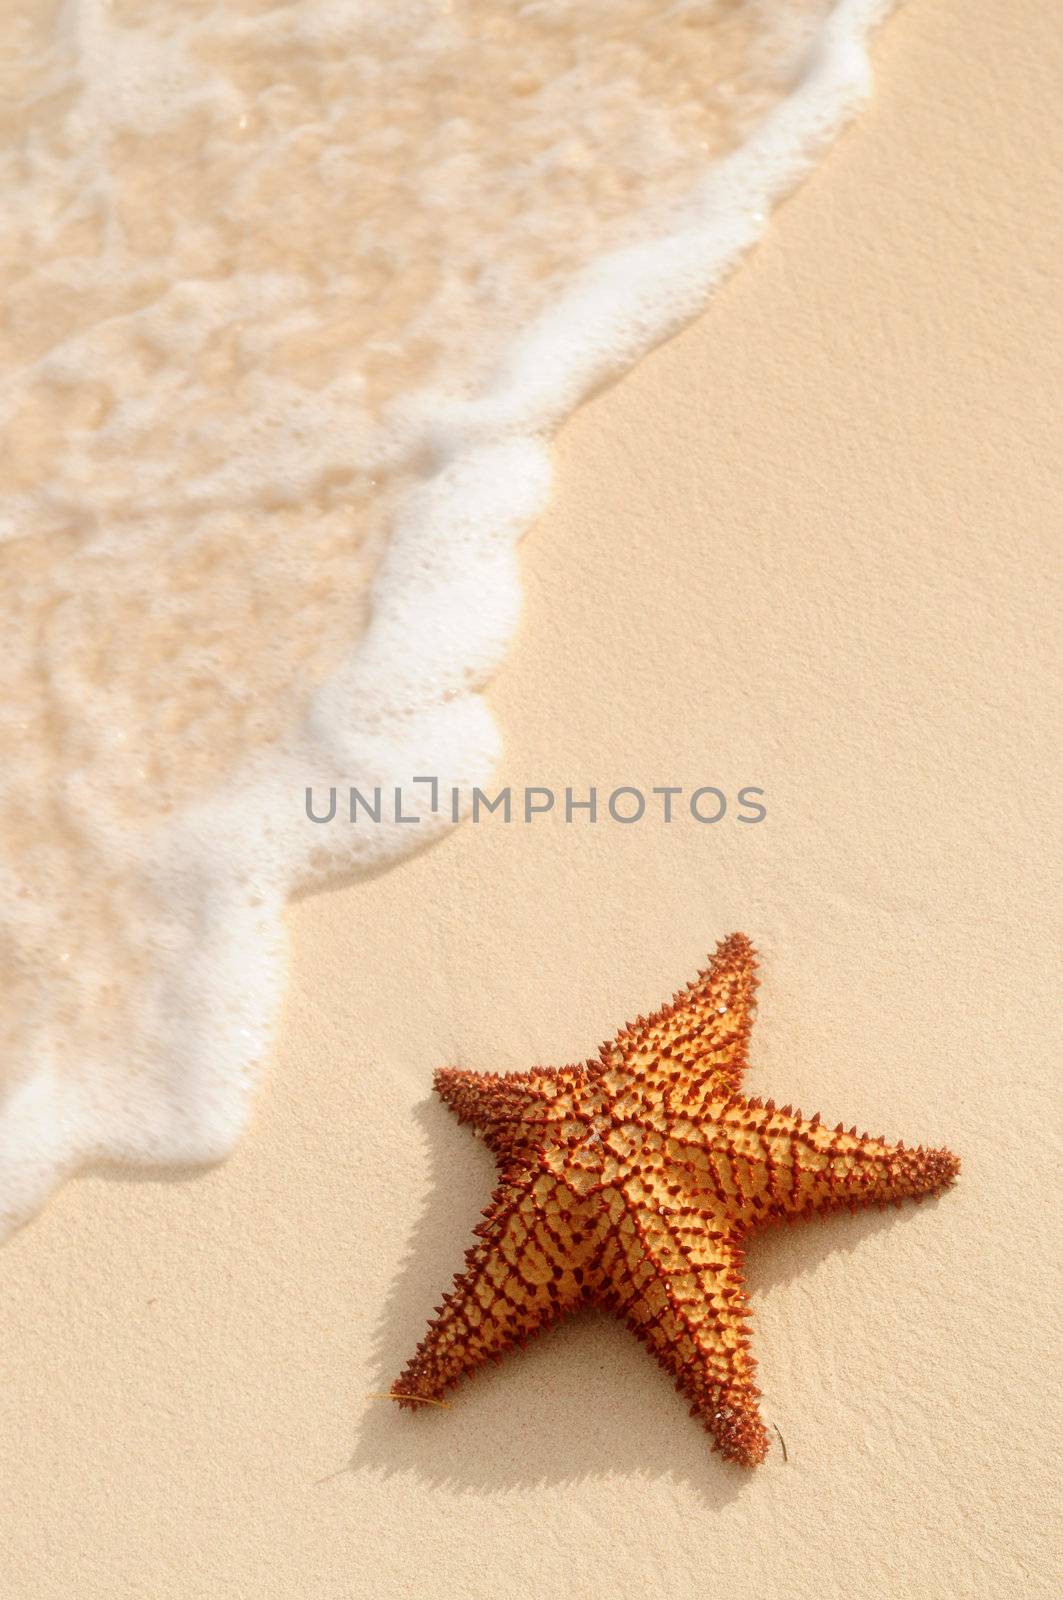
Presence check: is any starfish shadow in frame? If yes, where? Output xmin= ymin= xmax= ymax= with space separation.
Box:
xmin=343 ymin=1093 xmax=929 ymax=1504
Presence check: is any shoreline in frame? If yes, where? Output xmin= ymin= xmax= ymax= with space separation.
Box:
xmin=1 ymin=2 xmax=1059 ymax=1596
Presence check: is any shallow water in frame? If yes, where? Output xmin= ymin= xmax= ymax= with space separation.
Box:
xmin=0 ymin=0 xmax=894 ymax=1233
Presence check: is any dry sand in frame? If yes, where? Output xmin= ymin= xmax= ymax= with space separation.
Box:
xmin=1 ymin=1 xmax=1060 ymax=1595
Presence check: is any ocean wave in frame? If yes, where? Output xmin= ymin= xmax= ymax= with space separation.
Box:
xmin=0 ymin=0 xmax=898 ymax=1235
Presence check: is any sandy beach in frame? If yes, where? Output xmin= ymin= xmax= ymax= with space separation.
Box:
xmin=1 ymin=1 xmax=1060 ymax=1595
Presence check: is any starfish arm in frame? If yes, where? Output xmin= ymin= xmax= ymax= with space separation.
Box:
xmin=598 ymin=1189 xmax=769 ymax=1467
xmin=596 ymin=933 xmax=759 ymax=1110
xmin=434 ymin=1064 xmax=589 ymax=1161
xmin=716 ymin=1097 xmax=960 ymax=1227
xmin=390 ymin=1177 xmax=586 ymax=1408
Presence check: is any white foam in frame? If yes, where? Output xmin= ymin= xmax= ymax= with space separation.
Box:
xmin=0 ymin=0 xmax=899 ymax=1236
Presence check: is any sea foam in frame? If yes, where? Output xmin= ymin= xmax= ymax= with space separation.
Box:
xmin=0 ymin=0 xmax=898 ymax=1235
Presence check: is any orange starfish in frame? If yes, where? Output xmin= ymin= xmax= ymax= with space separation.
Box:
xmin=391 ymin=934 xmax=959 ymax=1466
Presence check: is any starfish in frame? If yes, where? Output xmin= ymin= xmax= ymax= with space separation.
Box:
xmin=390 ymin=934 xmax=959 ymax=1465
